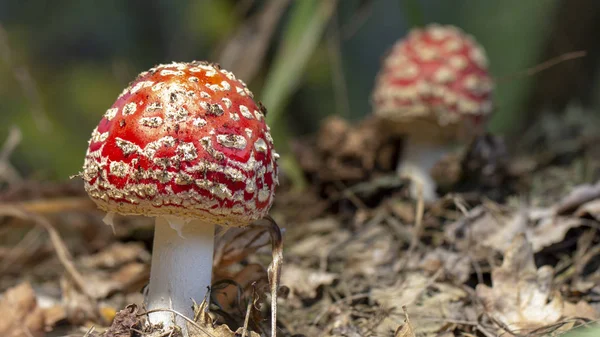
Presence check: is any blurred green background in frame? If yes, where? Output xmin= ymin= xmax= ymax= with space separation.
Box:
xmin=1 ymin=0 xmax=598 ymax=180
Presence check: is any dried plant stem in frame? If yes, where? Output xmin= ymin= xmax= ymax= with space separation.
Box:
xmin=252 ymin=216 xmax=283 ymax=337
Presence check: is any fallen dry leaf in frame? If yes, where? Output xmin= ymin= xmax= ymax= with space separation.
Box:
xmin=0 ymin=282 xmax=45 ymax=337
xmin=563 ymin=300 xmax=599 ymax=321
xmin=80 ymin=242 xmax=150 ymax=269
xmin=101 ymin=305 xmax=141 ymax=337
xmin=393 ymin=307 xmax=416 ymax=337
xmin=418 ymin=248 xmax=471 ymax=283
xmin=372 ymin=273 xmax=468 ymax=336
xmin=574 ymin=198 xmax=600 ymax=220
xmin=554 ymin=181 xmax=600 ymax=214
xmin=476 ymin=234 xmax=563 ymax=334
xmin=341 ymin=225 xmax=397 ymax=276
xmin=446 ymin=205 xmax=584 ymax=257
xmin=280 ymin=264 xmax=337 ymax=300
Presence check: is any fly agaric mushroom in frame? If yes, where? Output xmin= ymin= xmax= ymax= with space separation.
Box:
xmin=371 ymin=24 xmax=493 ymax=201
xmin=81 ymin=61 xmax=278 ymax=330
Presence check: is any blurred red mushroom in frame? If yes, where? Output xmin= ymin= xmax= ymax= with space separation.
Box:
xmin=81 ymin=61 xmax=278 ymax=331
xmin=372 ymin=24 xmax=494 ymax=201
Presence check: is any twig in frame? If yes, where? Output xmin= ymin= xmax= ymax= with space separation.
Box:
xmin=0 ymin=126 xmax=23 ymax=184
xmin=495 ymin=50 xmax=587 ymax=84
xmin=252 ymin=216 xmax=284 ymax=337
xmin=241 ymin=285 xmax=255 ymax=337
xmin=82 ymin=326 xmax=95 ymax=337
xmin=5 ymin=197 xmax=97 ymax=215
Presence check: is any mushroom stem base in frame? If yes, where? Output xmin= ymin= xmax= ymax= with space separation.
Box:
xmin=398 ymin=140 xmax=454 ymax=202
xmin=146 ymin=216 xmax=215 ymax=332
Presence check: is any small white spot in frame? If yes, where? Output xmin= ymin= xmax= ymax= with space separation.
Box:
xmin=254 ymin=138 xmax=267 ymax=153
xmin=222 ymin=98 xmax=232 ymax=108
xmin=222 ymin=69 xmax=236 ymax=81
xmin=220 ymin=81 xmax=231 ymax=90
xmin=239 ymin=105 xmax=253 ymax=119
xmin=177 ymin=142 xmax=198 ymax=161
xmin=206 ymin=104 xmax=224 ymax=116
xmin=146 ymin=102 xmax=162 ymax=112
xmin=217 ymin=134 xmax=247 ymax=150
xmin=205 ymin=69 xmax=217 ymax=77
xmin=245 ymin=180 xmax=256 ymax=194
xmin=433 ymin=67 xmax=456 ymax=83
xmin=469 ymin=46 xmax=488 ymax=69
xmin=258 ymin=187 xmax=270 ymax=202
xmin=230 ymin=112 xmax=240 ymax=121
xmin=115 ymin=138 xmax=140 ymax=155
xmin=91 ymin=128 xmax=109 ymax=143
xmin=254 ymin=110 xmax=263 ymax=120
xmin=188 ymin=76 xmax=199 ymax=83
xmin=122 ymin=102 xmax=137 ymax=116
xmin=139 ymin=117 xmax=163 ymax=128
xmin=200 ymin=91 xmax=211 ymax=99
xmin=165 ymin=106 xmax=189 ymax=122
xmin=130 ymin=81 xmax=154 ymax=94
xmin=448 ymin=55 xmax=468 ymax=70
xmin=265 ymin=131 xmax=274 ymax=145
xmin=193 ymin=118 xmax=207 ymax=127
xmin=152 ymin=82 xmax=166 ymax=92
xmin=428 ymin=25 xmax=449 ymax=41
xmin=244 ymin=128 xmax=253 ymax=138
xmin=104 ymin=108 xmax=118 ymax=120
xmin=160 ymin=69 xmax=184 ymax=76
xmin=206 ymin=83 xmax=221 ymax=91
xmin=444 ymin=39 xmax=463 ymax=52
xmin=109 ymin=161 xmax=129 ymax=178
xmin=235 ymin=87 xmax=246 ymax=96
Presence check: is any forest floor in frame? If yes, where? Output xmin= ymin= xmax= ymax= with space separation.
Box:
xmin=1 ymin=111 xmax=600 ymax=337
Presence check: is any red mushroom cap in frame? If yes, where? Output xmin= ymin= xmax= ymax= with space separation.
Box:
xmin=372 ymin=24 xmax=493 ymax=138
xmin=82 ymin=61 xmax=278 ymax=227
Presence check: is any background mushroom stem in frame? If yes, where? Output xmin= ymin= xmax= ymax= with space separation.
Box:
xmin=146 ymin=216 xmax=215 ymax=331
xmin=398 ymin=140 xmax=455 ymax=202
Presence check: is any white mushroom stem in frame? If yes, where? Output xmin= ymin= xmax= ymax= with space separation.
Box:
xmin=146 ymin=216 xmax=215 ymax=332
xmin=397 ymin=140 xmax=454 ymax=202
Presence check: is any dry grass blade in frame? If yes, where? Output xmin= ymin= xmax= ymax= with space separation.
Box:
xmin=0 ymin=206 xmax=103 ymax=323
xmin=0 ymin=126 xmax=23 ymax=184
xmin=495 ymin=50 xmax=587 ymax=83
xmin=217 ymin=0 xmax=292 ymax=83
xmin=4 ymin=197 xmax=96 ymax=215
xmin=241 ymin=285 xmax=256 ymax=337
xmin=262 ymin=0 xmax=338 ymax=190
xmin=251 ymin=216 xmax=283 ymax=337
